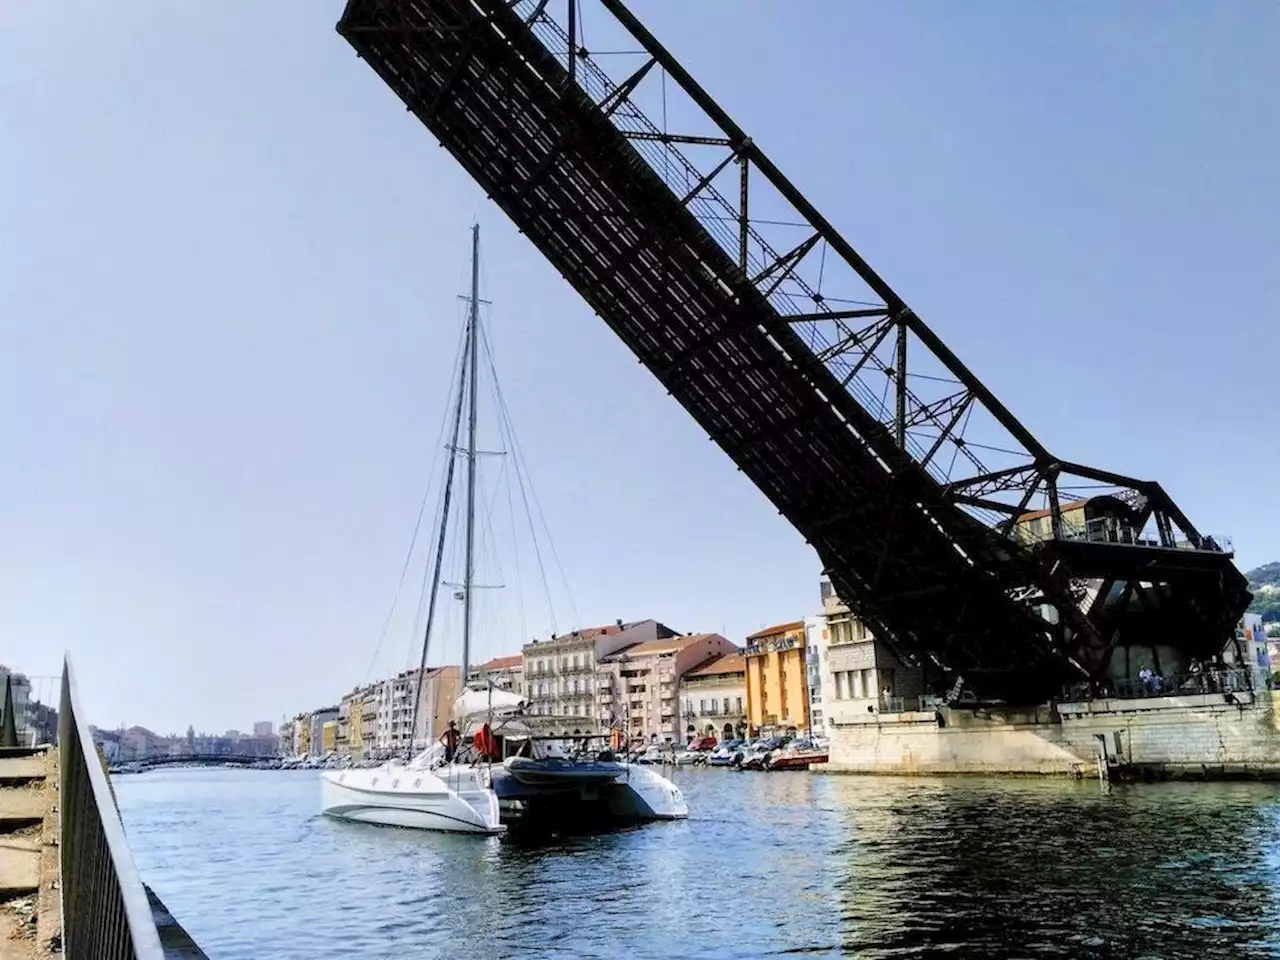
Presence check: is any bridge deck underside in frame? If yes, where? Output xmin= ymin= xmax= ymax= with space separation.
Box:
xmin=339 ymin=0 xmax=1087 ymax=696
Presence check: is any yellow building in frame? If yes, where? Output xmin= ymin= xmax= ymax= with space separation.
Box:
xmin=321 ymin=720 xmax=339 ymax=756
xmin=744 ymin=621 xmax=809 ymax=735
xmin=340 ymin=688 xmax=368 ymax=760
xmin=295 ymin=716 xmax=311 ymax=757
xmin=346 ymin=700 xmax=363 ymax=760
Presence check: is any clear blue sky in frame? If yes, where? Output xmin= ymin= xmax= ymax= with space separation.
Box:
xmin=2 ymin=2 xmax=1275 ymax=734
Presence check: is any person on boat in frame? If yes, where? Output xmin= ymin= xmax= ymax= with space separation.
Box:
xmin=473 ymin=722 xmax=499 ymax=762
xmin=441 ymin=720 xmax=461 ymax=763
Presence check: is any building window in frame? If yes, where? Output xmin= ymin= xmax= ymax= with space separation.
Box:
xmin=736 ymin=697 xmax=743 ymax=714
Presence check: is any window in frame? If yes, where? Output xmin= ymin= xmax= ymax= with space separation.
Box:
xmin=736 ymin=697 xmax=743 ymax=714
xmin=573 ymin=679 xmax=580 ymax=694
xmin=722 ymin=698 xmax=730 ymax=715
xmin=699 ymin=699 xmax=707 ymax=713
xmin=834 ymin=672 xmax=845 ymax=700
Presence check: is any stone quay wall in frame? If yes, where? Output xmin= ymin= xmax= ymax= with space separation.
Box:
xmin=818 ymin=690 xmax=1280 ymax=779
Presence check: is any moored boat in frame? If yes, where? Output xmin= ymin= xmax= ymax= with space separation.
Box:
xmin=320 ymin=762 xmax=502 ymax=834
xmin=762 ymin=738 xmax=828 ymax=771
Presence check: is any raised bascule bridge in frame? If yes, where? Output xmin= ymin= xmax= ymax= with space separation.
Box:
xmin=335 ymin=0 xmax=1250 ymax=704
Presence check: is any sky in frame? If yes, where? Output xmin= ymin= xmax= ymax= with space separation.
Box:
xmin=2 ymin=1 xmax=1276 ymax=734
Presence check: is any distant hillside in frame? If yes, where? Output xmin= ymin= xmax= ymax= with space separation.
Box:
xmin=1245 ymin=562 xmax=1280 ymax=622
xmin=1246 ymin=562 xmax=1280 ymax=590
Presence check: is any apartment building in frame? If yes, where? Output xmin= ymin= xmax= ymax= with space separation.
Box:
xmin=601 ymin=633 xmax=736 ymax=744
xmin=523 ymin=620 xmax=677 ymax=728
xmin=679 ymin=651 xmax=747 ymax=742
xmin=818 ymin=579 xmax=923 ymax=725
xmin=338 ymin=685 xmax=374 ymax=761
xmin=805 ymin=615 xmax=827 ymax=738
xmin=371 ymin=666 xmax=460 ymax=759
xmin=468 ymin=655 xmax=524 ymax=694
xmin=291 ymin=713 xmax=312 ymax=757
xmin=744 ymin=621 xmax=810 ymax=735
xmin=309 ymin=707 xmax=338 ymax=758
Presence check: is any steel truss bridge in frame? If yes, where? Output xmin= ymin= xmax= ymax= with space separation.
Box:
xmin=335 ymin=0 xmax=1250 ymax=702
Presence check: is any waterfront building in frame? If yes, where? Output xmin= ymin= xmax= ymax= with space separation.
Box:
xmin=804 ymin=614 xmax=828 ymax=738
xmin=524 ymin=619 xmax=678 ymax=727
xmin=818 ymin=580 xmax=924 ymax=726
xmin=679 ymin=650 xmax=747 ymax=742
xmin=371 ymin=666 xmax=460 ymax=758
xmin=600 ymin=632 xmax=736 ymax=744
xmin=322 ymin=719 xmax=339 ymax=756
xmin=253 ymin=720 xmax=273 ymax=738
xmin=360 ymin=691 xmax=377 ymax=759
xmin=293 ymin=713 xmax=312 ymax=757
xmin=339 ymin=686 xmax=372 ymax=760
xmin=468 ymin=654 xmax=524 ymax=693
xmin=278 ymin=718 xmax=295 ymax=757
xmin=744 ymin=621 xmax=811 ymax=735
xmin=308 ymin=708 xmax=337 ymax=758
xmin=1224 ymin=613 xmax=1273 ymax=690
xmin=118 ymin=725 xmax=163 ymax=761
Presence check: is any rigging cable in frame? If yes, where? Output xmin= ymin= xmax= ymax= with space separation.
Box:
xmin=478 ymin=315 xmax=582 ymax=634
xmin=361 ymin=308 xmax=470 ymax=686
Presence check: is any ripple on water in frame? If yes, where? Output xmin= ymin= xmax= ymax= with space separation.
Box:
xmin=113 ymin=769 xmax=1280 ymax=959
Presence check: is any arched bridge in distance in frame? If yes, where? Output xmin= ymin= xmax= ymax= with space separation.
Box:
xmin=112 ymin=755 xmax=282 ymax=771
xmin=333 ymin=0 xmax=1251 ymax=704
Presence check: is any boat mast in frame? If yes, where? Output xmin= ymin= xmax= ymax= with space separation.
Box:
xmin=461 ymin=223 xmax=481 ymax=687
xmin=405 ymin=239 xmax=473 ymax=757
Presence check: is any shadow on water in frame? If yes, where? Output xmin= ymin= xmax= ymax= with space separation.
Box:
xmin=828 ymin=776 xmax=1280 ymax=960
xmin=110 ymin=767 xmax=1280 ymax=959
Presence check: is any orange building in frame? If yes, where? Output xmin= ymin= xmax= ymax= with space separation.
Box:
xmin=744 ymin=621 xmax=810 ymax=735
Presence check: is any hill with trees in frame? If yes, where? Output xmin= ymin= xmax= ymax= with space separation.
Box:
xmin=1245 ymin=562 xmax=1280 ymax=622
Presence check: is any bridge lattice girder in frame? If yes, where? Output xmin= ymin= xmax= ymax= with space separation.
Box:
xmin=335 ymin=0 xmax=1249 ymax=700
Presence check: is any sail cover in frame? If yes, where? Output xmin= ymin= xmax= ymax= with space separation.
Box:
xmin=453 ymin=688 xmax=525 ymax=721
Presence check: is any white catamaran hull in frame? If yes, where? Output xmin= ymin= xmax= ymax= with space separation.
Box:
xmin=320 ymin=764 xmax=502 ymax=835
xmin=614 ymin=763 xmax=688 ymax=820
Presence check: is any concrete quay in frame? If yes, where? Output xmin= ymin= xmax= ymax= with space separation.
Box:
xmin=817 ymin=689 xmax=1280 ymax=780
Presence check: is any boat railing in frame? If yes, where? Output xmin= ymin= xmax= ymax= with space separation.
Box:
xmin=59 ymin=654 xmax=166 ymax=960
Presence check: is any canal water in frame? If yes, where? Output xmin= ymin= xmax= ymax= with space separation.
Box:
xmin=114 ymin=768 xmax=1280 ymax=959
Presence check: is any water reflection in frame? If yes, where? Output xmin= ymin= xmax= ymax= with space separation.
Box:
xmin=830 ymin=777 xmax=1280 ymax=959
xmin=113 ymin=768 xmax=1280 ymax=959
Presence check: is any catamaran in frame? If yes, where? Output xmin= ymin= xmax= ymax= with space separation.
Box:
xmin=321 ymin=225 xmax=686 ymax=834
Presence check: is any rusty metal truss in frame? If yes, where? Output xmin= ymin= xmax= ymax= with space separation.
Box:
xmin=335 ymin=0 xmax=1250 ymax=701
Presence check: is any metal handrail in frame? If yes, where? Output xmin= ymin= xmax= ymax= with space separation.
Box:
xmin=59 ymin=654 xmax=165 ymax=960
